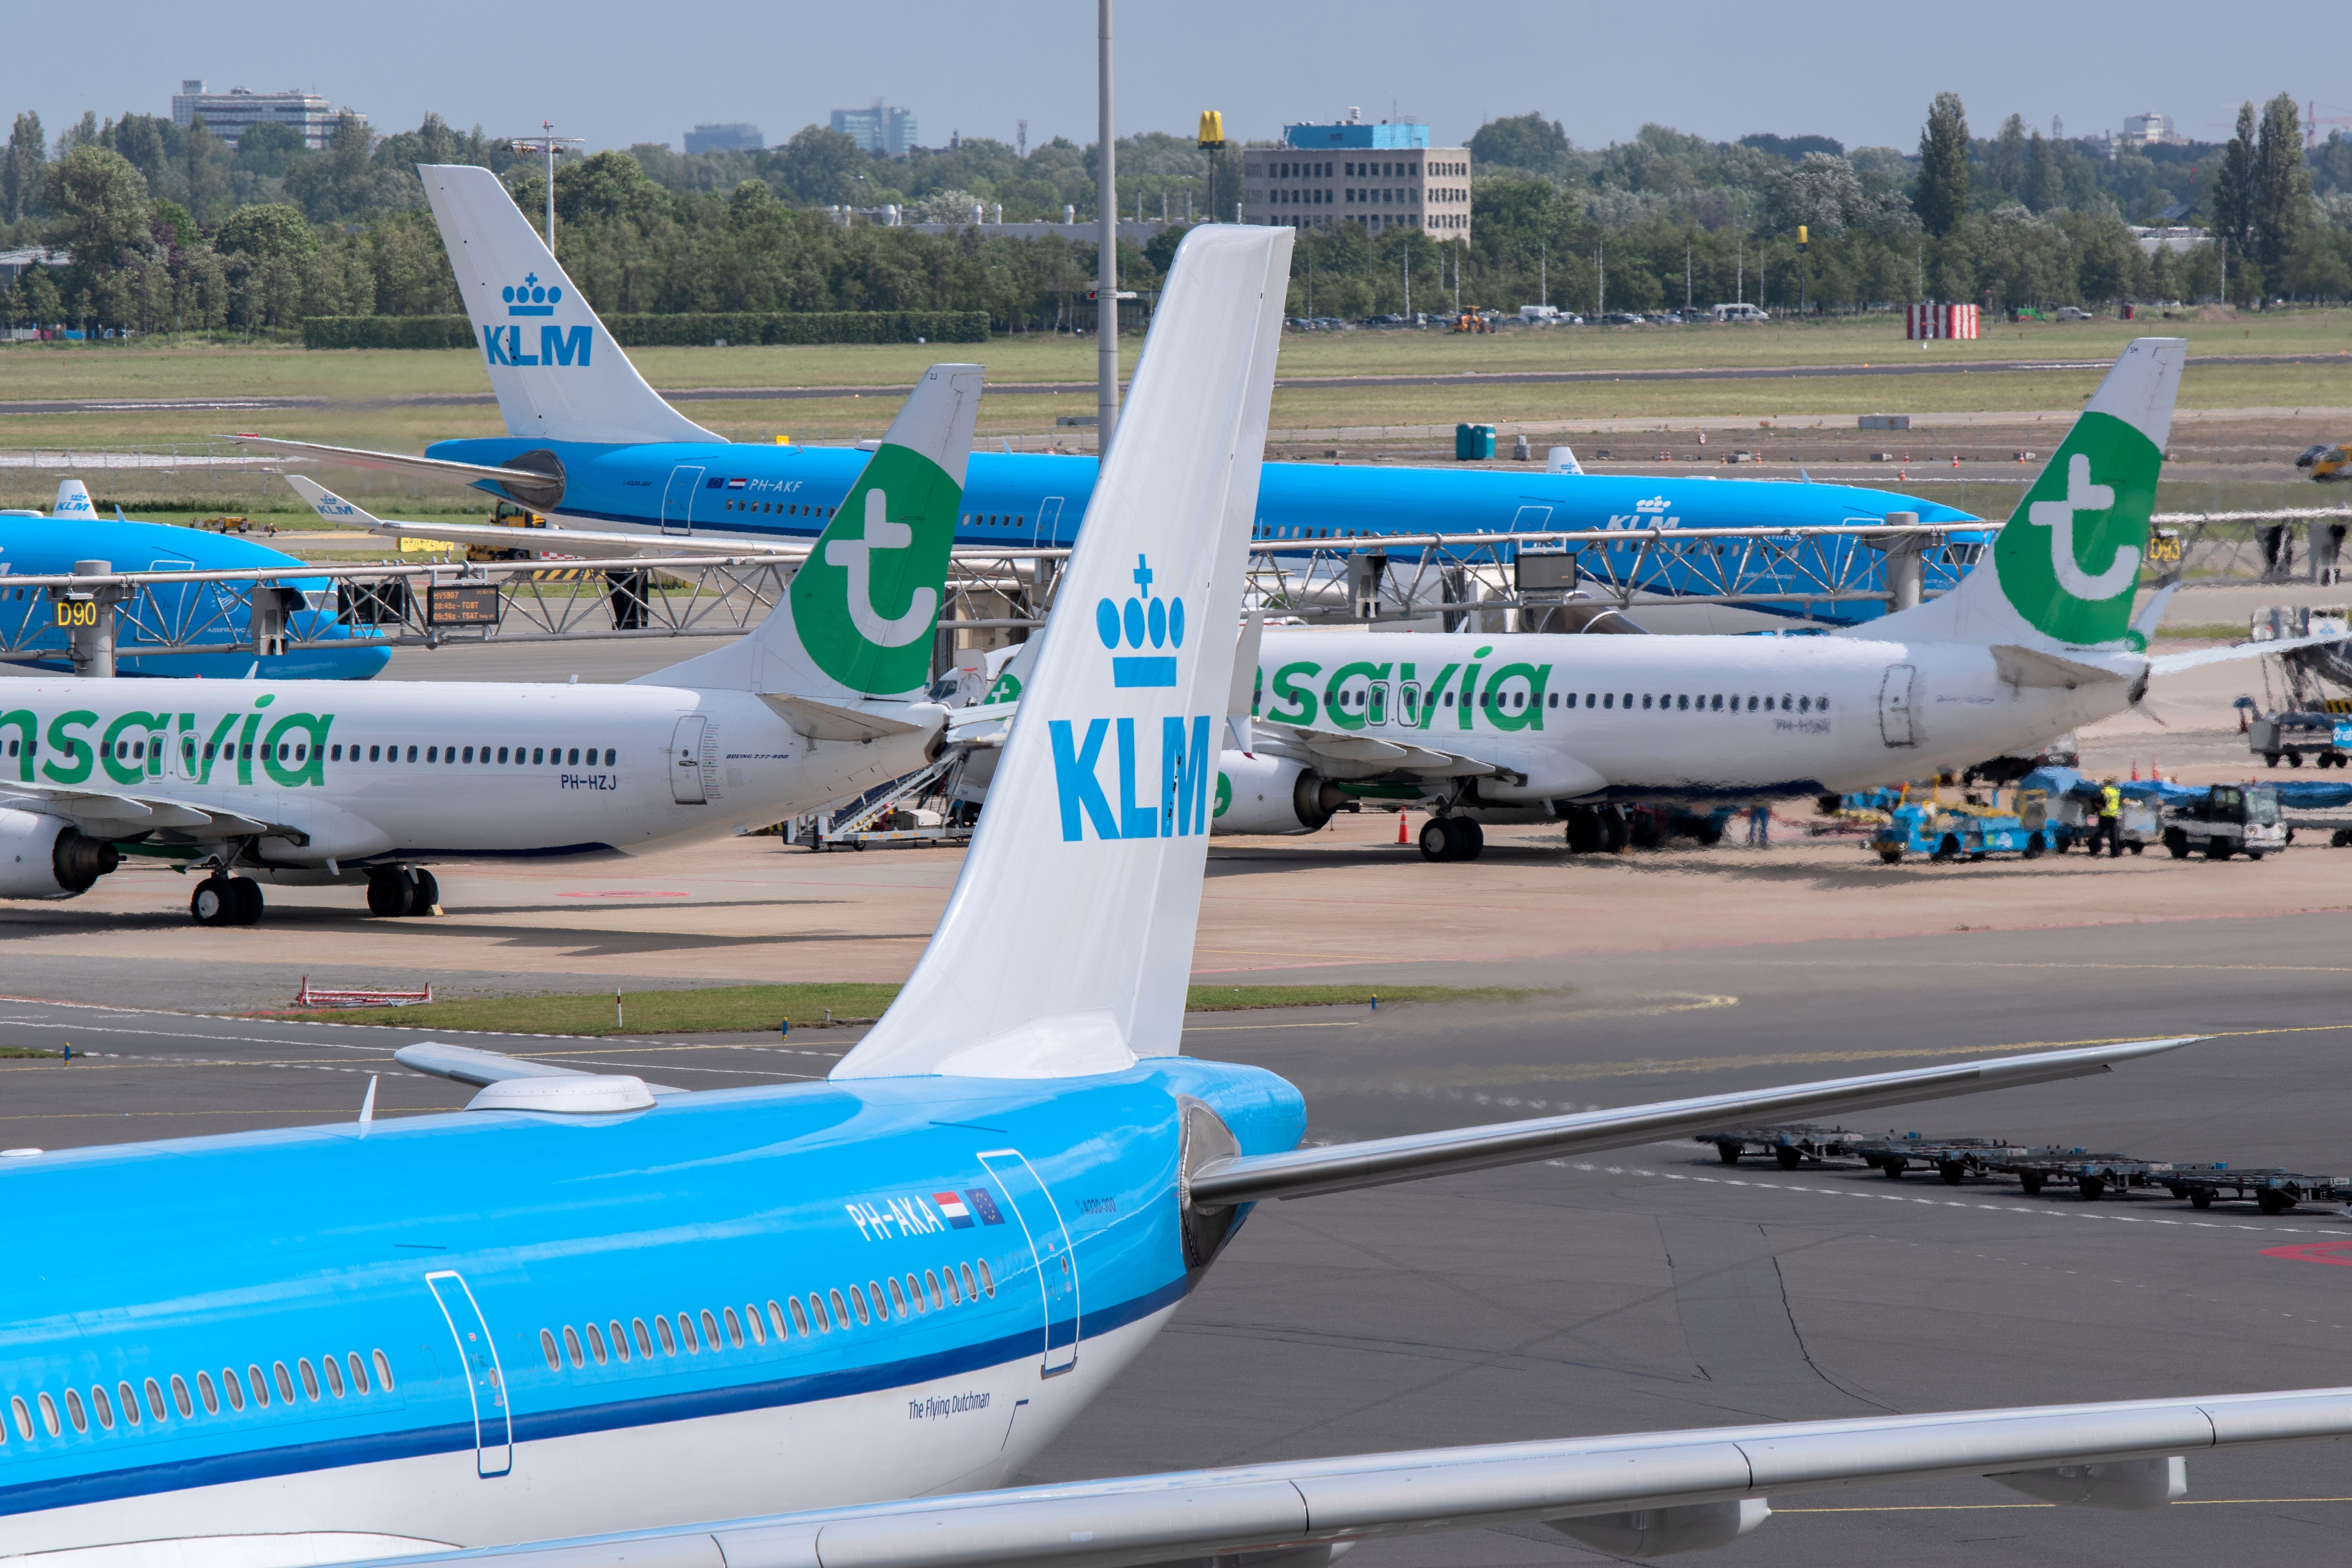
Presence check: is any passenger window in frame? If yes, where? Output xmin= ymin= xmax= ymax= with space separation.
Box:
xmin=427 ymin=747 xmax=438 ymax=763
xmin=40 ymin=1392 xmax=62 ymax=1435
xmin=1675 ymin=695 xmax=1689 ymax=710
xmin=323 ymin=1356 xmax=345 ymax=1397
xmin=609 ymin=1320 xmax=631 ymax=1361
xmin=700 ymin=1309 xmax=721 ymax=1350
xmin=373 ymin=1350 xmax=395 ymax=1392
xmin=789 ymin=1298 xmax=811 ymax=1336
xmin=764 ymin=1301 xmax=787 ymax=1342
xmin=541 ymin=1330 xmax=559 ymax=1371
xmin=924 ymin=1269 xmax=944 ymax=1310
xmin=405 ymin=746 xmax=417 ymax=762
xmin=462 ymin=746 xmax=474 ymax=763
xmin=604 ymin=748 xmax=617 ymax=765
xmin=11 ymin=1395 xmax=31 ymax=1438
xmin=888 ymin=1277 xmax=910 ymax=1316
xmin=368 ymin=745 xmax=380 ymax=760
xmin=273 ymin=1363 xmax=295 ymax=1404
xmin=829 ymin=1289 xmax=851 ymax=1329
xmin=220 ymin=1370 xmax=243 ymax=1412
xmin=810 ymin=1293 xmax=832 ymax=1332
xmin=568 ymin=748 xmax=581 ymax=766
xmin=847 ymin=1287 xmax=870 ymax=1326
xmin=145 ymin=1377 xmax=166 ymax=1420
xmin=944 ymin=1267 xmax=962 ymax=1305
xmin=1641 ymin=695 xmax=1652 ymax=709
xmin=171 ymin=1375 xmax=192 ymax=1417
xmin=1798 ymin=697 xmax=1811 ymax=712
xmin=679 ymin=1312 xmax=701 ymax=1353
xmin=113 ymin=1381 xmax=136 ymax=1425
xmin=634 ymin=1318 xmax=656 ymax=1358
xmin=71 ymin=1388 xmax=94 ymax=1432
xmin=1780 ymin=693 xmax=1793 ymax=710
xmin=533 ymin=748 xmax=545 ymax=765
xmin=1443 ymin=691 xmax=1453 ymax=707
xmin=1710 ymin=694 xmax=1722 ymax=711
xmin=959 ymin=1263 xmax=979 ymax=1301
xmin=866 ymin=1281 xmax=889 ymax=1322
xmin=978 ymin=1259 xmax=996 ymax=1297
xmin=248 ymin=1366 xmax=270 ymax=1408
xmin=1817 ymin=695 xmax=1829 ymax=711
xmin=1401 ymin=682 xmax=1420 ymax=717
xmin=740 ymin=1304 xmax=764 ymax=1345
xmin=1747 ymin=695 xmax=1759 ymax=711
xmin=348 ymin=1353 xmax=370 ymax=1395
xmin=716 ymin=1308 xmax=738 ymax=1348
xmin=563 ymin=1327 xmax=584 ymax=1368
xmin=587 ymin=1322 xmax=609 ymax=1363
xmin=497 ymin=746 xmax=510 ymax=763
xmin=656 ymin=1314 xmax=677 ymax=1354
xmin=299 ymin=1359 xmax=320 ymax=1401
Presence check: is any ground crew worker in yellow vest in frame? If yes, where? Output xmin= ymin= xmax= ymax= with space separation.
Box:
xmin=2096 ymin=778 xmax=2123 ymax=857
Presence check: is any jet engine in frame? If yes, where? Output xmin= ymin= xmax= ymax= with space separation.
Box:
xmin=1212 ymin=753 xmax=1350 ymax=836
xmin=0 ymin=809 xmax=121 ymax=900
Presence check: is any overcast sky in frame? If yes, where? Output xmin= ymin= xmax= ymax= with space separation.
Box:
xmin=6 ymin=0 xmax=2338 ymax=160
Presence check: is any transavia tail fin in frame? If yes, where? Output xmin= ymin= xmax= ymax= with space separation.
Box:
xmin=637 ymin=364 xmax=981 ymax=704
xmin=419 ymin=163 xmax=720 ymax=446
xmin=1858 ymin=337 xmax=2182 ymax=652
xmin=833 ymin=225 xmax=1294 ymax=1082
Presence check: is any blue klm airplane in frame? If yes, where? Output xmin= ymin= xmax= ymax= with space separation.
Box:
xmin=10 ymin=228 xmax=2332 ymax=1568
xmin=237 ymin=163 xmax=1981 ymax=630
xmin=0 ymin=480 xmax=390 ymax=679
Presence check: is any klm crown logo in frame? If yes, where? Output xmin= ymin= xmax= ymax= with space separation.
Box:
xmin=1095 ymin=553 xmax=1186 ymax=688
xmin=503 ymin=274 xmax=563 ymax=317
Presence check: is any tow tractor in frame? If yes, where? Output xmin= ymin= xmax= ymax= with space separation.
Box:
xmin=1869 ymin=791 xmax=2052 ymax=863
xmin=2161 ymin=782 xmax=2284 ymax=860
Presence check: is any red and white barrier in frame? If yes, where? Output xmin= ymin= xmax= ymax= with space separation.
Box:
xmin=1906 ymin=303 xmax=1980 ymax=340
xmin=296 ymin=976 xmax=434 ymax=1008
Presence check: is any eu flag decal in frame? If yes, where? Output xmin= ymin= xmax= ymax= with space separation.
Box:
xmin=964 ymin=1187 xmax=1007 ymax=1225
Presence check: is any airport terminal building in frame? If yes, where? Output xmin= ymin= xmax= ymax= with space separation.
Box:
xmin=1242 ymin=114 xmax=1468 ymax=240
xmin=169 ymin=81 xmax=358 ymax=149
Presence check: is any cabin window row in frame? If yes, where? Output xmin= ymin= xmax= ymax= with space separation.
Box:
xmin=724 ymin=500 xmax=834 ymax=517
xmin=4 ymin=1349 xmax=394 ymax=1445
xmin=1324 ymin=685 xmax=1832 ymax=717
xmin=537 ymin=1261 xmax=998 ymax=1375
xmin=959 ymin=514 xmax=1029 ymax=530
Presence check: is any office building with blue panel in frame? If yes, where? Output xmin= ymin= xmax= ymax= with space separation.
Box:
xmin=1243 ymin=110 xmax=1467 ymax=239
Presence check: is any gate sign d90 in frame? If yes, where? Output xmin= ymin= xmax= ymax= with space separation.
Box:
xmin=53 ymin=600 xmax=99 ymax=629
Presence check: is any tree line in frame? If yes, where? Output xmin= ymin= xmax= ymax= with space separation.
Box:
xmin=4 ymin=89 xmax=2349 ymax=339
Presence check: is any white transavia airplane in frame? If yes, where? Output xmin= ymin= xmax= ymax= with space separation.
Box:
xmin=0 ymin=367 xmax=982 ymax=923
xmin=1184 ymin=337 xmax=2336 ymax=858
xmin=9 ymin=225 xmax=2352 ymax=1568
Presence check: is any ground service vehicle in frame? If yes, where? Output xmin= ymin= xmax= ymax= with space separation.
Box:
xmin=2162 ymin=782 xmax=2285 ymax=860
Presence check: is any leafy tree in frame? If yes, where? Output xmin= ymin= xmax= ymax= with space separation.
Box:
xmin=2213 ymin=102 xmax=2256 ymax=292
xmin=553 ymin=149 xmax=670 ymax=227
xmin=1915 ymin=92 xmax=1969 ymax=237
xmin=3 ymin=111 xmax=44 ymax=221
xmin=2021 ymin=131 xmax=2057 ymax=213
xmin=234 ymin=121 xmax=308 ymax=180
xmin=1764 ymin=152 xmax=1864 ymax=238
xmin=728 ymin=178 xmax=779 ymax=228
xmin=776 ymin=125 xmax=867 ymax=205
xmin=215 ymin=202 xmax=319 ymax=260
xmin=2253 ymin=93 xmax=2310 ymax=282
xmin=1471 ymin=113 xmax=1568 ymax=174
xmin=1738 ymin=132 xmax=1844 ymax=162
xmin=1987 ymin=114 xmax=2027 ymax=198
xmin=46 ymin=145 xmax=152 ymax=268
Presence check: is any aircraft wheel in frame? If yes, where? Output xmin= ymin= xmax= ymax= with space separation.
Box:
xmin=367 ymin=868 xmax=410 ymax=917
xmin=229 ymin=878 xmax=264 ymax=926
xmin=1418 ymin=819 xmax=1455 ymax=862
xmin=191 ymin=876 xmax=236 ymax=927
xmin=1456 ymin=819 xmax=1485 ymax=860
xmin=406 ymin=869 xmax=441 ymax=916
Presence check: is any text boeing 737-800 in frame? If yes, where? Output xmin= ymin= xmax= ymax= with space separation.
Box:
xmin=8 ymin=227 xmax=2352 ymax=1568
xmin=0 ymin=367 xmax=982 ymax=923
xmin=232 ymin=163 xmax=1979 ymax=630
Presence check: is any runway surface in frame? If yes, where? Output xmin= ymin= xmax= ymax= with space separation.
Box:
xmin=8 ymin=904 xmax=2352 ymax=1565
xmin=3 ymin=349 xmax=2342 ymax=416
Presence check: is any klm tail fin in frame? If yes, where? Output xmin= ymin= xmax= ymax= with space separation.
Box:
xmin=641 ymin=364 xmax=981 ymax=702
xmin=419 ymin=164 xmax=719 ymax=446
xmin=833 ymin=225 xmax=1294 ymax=1082
xmin=51 ymin=480 xmax=93 ymax=519
xmin=1863 ymin=338 xmax=2182 ymax=651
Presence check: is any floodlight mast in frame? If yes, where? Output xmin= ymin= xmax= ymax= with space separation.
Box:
xmin=507 ymin=122 xmax=586 ymax=256
xmin=1096 ymin=0 xmax=1119 ymax=453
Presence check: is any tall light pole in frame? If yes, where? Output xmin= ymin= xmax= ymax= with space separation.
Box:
xmin=508 ymin=122 xmax=584 ymax=256
xmin=1096 ymin=0 xmax=1120 ymax=452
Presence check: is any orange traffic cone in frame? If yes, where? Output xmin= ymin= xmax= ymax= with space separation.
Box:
xmin=2130 ymin=760 xmax=2140 ymax=780
xmin=1396 ymin=812 xmax=1410 ymax=845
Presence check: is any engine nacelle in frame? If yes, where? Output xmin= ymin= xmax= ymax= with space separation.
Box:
xmin=1212 ymin=753 xmax=1348 ymax=836
xmin=0 ymin=809 xmax=121 ymax=900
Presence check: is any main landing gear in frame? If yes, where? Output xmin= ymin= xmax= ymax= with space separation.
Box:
xmin=367 ymin=866 xmax=441 ymax=918
xmin=1419 ymin=816 xmax=1485 ymax=862
xmin=190 ymin=876 xmax=264 ymax=927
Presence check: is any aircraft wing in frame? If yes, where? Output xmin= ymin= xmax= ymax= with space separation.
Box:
xmin=0 ymin=781 xmax=280 ymax=840
xmin=396 ymin=1042 xmax=683 ymax=1101
xmin=283 ymin=475 xmax=806 ymax=561
xmin=1189 ymin=1037 xmax=2193 ymax=1206
xmin=1250 ymin=722 xmax=1506 ymax=780
xmin=339 ymin=1383 xmax=2352 ymax=1568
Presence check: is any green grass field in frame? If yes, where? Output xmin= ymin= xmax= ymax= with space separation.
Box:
xmin=272 ymin=981 xmax=1536 ymax=1036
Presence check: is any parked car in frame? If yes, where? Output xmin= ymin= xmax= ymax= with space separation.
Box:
xmin=1600 ymin=310 xmax=1646 ymax=326
xmin=1710 ymin=302 xmax=1769 ymax=322
xmin=2052 ymin=305 xmax=2095 ymax=321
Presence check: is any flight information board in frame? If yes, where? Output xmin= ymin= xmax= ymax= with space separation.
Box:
xmin=426 ymin=585 xmax=503 ymax=626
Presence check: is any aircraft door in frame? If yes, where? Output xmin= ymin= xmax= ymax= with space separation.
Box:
xmin=660 ymin=466 xmax=705 ymax=536
xmin=1032 ymin=496 xmax=1065 ymax=550
xmin=425 ymin=1271 xmax=512 ymax=1477
xmin=1878 ymin=664 xmax=1919 ymax=747
xmin=978 ymin=1150 xmax=1079 ymax=1377
xmin=1510 ymin=504 xmax=1553 ymax=532
xmin=670 ymin=715 xmax=709 ymax=804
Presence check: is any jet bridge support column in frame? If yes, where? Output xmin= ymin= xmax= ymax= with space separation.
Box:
xmin=58 ymin=559 xmax=125 ymax=678
xmin=1880 ymin=512 xmax=1924 ymax=612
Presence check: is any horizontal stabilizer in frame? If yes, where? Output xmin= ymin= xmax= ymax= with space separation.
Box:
xmin=2149 ymin=632 xmax=2350 ymax=675
xmin=759 ymin=693 xmax=938 ymax=743
xmin=231 ymin=434 xmax=552 ymax=491
xmin=1189 ymin=1036 xmax=2195 ymax=1206
xmin=1990 ymin=644 xmax=2132 ymax=691
xmin=394 ymin=1042 xmax=679 ymax=1102
xmin=393 ymin=1042 xmax=592 ymax=1085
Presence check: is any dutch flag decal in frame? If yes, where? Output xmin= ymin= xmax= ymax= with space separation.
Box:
xmin=934 ymin=1192 xmax=975 ymax=1228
